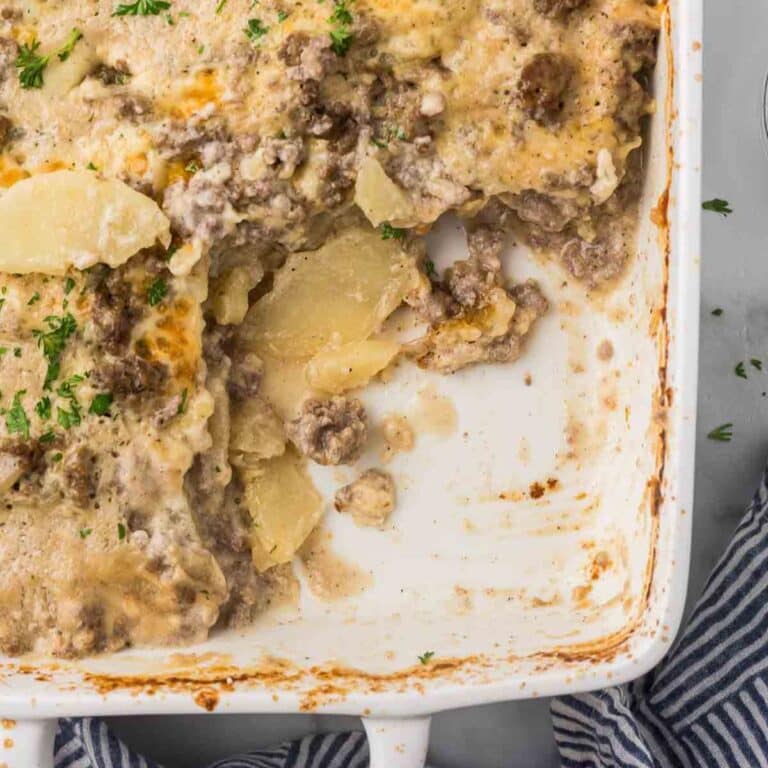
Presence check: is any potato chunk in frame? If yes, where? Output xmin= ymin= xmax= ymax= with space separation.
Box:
xmin=241 ymin=449 xmax=323 ymax=570
xmin=305 ymin=339 xmax=400 ymax=394
xmin=0 ymin=171 xmax=170 ymax=275
xmin=244 ymin=227 xmax=417 ymax=360
xmin=230 ymin=396 xmax=286 ymax=463
xmin=354 ymin=156 xmax=414 ymax=227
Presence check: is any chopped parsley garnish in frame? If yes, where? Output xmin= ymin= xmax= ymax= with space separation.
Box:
xmin=215 ymin=0 xmax=228 ymax=12
xmin=39 ymin=429 xmax=56 ymax=443
xmin=13 ymin=347 xmax=21 ymax=358
xmin=277 ymin=10 xmax=289 ymax=21
xmin=15 ymin=40 xmax=47 ymax=89
xmin=15 ymin=29 xmax=83 ymax=89
xmin=424 ymin=259 xmax=438 ymax=280
xmin=33 ymin=313 xmax=77 ymax=389
xmin=57 ymin=28 xmax=84 ymax=62
xmin=64 ymin=277 xmax=76 ymax=295
xmin=35 ymin=396 xmax=52 ymax=421
xmin=418 ymin=651 xmax=435 ymax=665
xmin=244 ymin=18 xmax=269 ymax=43
xmin=27 ymin=292 xmax=40 ymax=306
xmin=702 ymin=198 xmax=732 ymax=216
xmin=711 ymin=308 xmax=723 ymax=316
xmin=113 ymin=0 xmax=171 ymax=16
xmin=707 ymin=423 xmax=733 ymax=442
xmin=89 ymin=392 xmax=113 ymax=416
xmin=50 ymin=452 xmax=63 ymax=463
xmin=381 ymin=223 xmax=406 ymax=241
xmin=177 ymin=387 xmax=189 ymax=415
xmin=0 ymin=348 xmax=6 ymax=357
xmin=56 ymin=374 xmax=84 ymax=429
xmin=117 ymin=522 xmax=127 ymax=540
xmin=0 ymin=298 xmax=4 ymax=313
xmin=184 ymin=159 xmax=200 ymax=173
xmin=79 ymin=527 xmax=92 ymax=539
xmin=57 ymin=406 xmax=81 ymax=430
xmin=5 ymin=391 xmax=30 ymax=439
xmin=147 ymin=278 xmax=168 ymax=306
xmin=735 ymin=361 xmax=747 ymax=379
xmin=86 ymin=162 xmax=98 ymax=171
xmin=329 ymin=1 xmax=353 ymax=56
xmin=165 ymin=243 xmax=180 ymax=261
xmin=751 ymin=358 xmax=763 ymax=371
xmin=328 ymin=1 xmax=353 ymax=56
xmin=197 ymin=44 xmax=205 ymax=55
xmin=371 ymin=137 xmax=387 ymax=149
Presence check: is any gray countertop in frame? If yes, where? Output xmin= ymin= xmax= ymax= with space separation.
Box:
xmin=107 ymin=4 xmax=763 ymax=765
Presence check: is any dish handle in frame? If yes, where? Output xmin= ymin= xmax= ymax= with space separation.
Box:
xmin=1 ymin=718 xmax=56 ymax=768
xmin=363 ymin=715 xmax=431 ymax=768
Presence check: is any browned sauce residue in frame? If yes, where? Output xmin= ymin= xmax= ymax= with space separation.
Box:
xmin=411 ymin=386 xmax=457 ymax=437
xmin=194 ymin=688 xmax=220 ymax=712
xmin=299 ymin=527 xmax=372 ymax=600
xmin=597 ymin=340 xmax=614 ymax=361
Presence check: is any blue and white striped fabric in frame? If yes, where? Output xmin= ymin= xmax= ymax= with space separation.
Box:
xmin=553 ymin=465 xmax=768 ymax=767
xmin=54 ymin=720 xmax=368 ymax=767
xmin=56 ymin=467 xmax=768 ymax=767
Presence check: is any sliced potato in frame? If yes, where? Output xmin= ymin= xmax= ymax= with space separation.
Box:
xmin=306 ymin=339 xmax=400 ymax=394
xmin=241 ymin=449 xmax=323 ymax=568
xmin=244 ymin=226 xmax=417 ymax=360
xmin=210 ymin=266 xmax=263 ymax=325
xmin=0 ymin=171 xmax=170 ymax=275
xmin=354 ymin=156 xmax=414 ymax=227
xmin=230 ymin=396 xmax=286 ymax=461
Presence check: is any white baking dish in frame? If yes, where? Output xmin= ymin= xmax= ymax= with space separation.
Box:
xmin=0 ymin=3 xmax=702 ymax=766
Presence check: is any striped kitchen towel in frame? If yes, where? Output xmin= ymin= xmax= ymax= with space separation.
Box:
xmin=56 ymin=465 xmax=768 ymax=768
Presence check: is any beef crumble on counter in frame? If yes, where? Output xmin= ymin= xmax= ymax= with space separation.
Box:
xmin=0 ymin=0 xmax=659 ymax=656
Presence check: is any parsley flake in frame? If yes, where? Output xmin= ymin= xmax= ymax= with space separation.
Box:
xmin=89 ymin=392 xmax=113 ymax=416
xmin=147 ymin=278 xmax=168 ymax=306
xmin=711 ymin=308 xmax=723 ymax=317
xmin=329 ymin=1 xmax=353 ymax=56
xmin=177 ymin=387 xmax=189 ymax=415
xmin=33 ymin=313 xmax=77 ymax=389
xmin=50 ymin=452 xmax=63 ymax=463
xmin=15 ymin=40 xmax=48 ymax=89
xmin=381 ymin=223 xmax=406 ymax=241
xmin=27 ymin=292 xmax=40 ymax=306
xmin=215 ymin=0 xmax=228 ymax=12
xmin=39 ymin=429 xmax=56 ymax=443
xmin=35 ymin=396 xmax=52 ymax=421
xmin=702 ymin=198 xmax=733 ymax=216
xmin=244 ymin=18 xmax=269 ymax=43
xmin=5 ymin=391 xmax=30 ymax=439
xmin=15 ymin=29 xmax=83 ymax=89
xmin=424 ymin=259 xmax=438 ymax=280
xmin=751 ymin=358 xmax=763 ymax=371
xmin=117 ymin=522 xmax=127 ymax=540
xmin=707 ymin=423 xmax=733 ymax=442
xmin=57 ymin=28 xmax=84 ymax=62
xmin=735 ymin=361 xmax=747 ymax=379
xmin=277 ymin=10 xmax=289 ymax=21
xmin=79 ymin=527 xmax=92 ymax=539
xmin=86 ymin=162 xmax=98 ymax=171
xmin=113 ymin=0 xmax=171 ymax=16
xmin=64 ymin=277 xmax=76 ymax=295
xmin=418 ymin=651 xmax=435 ymax=665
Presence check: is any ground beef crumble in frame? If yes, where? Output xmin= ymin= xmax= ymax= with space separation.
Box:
xmin=288 ymin=396 xmax=368 ymax=466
